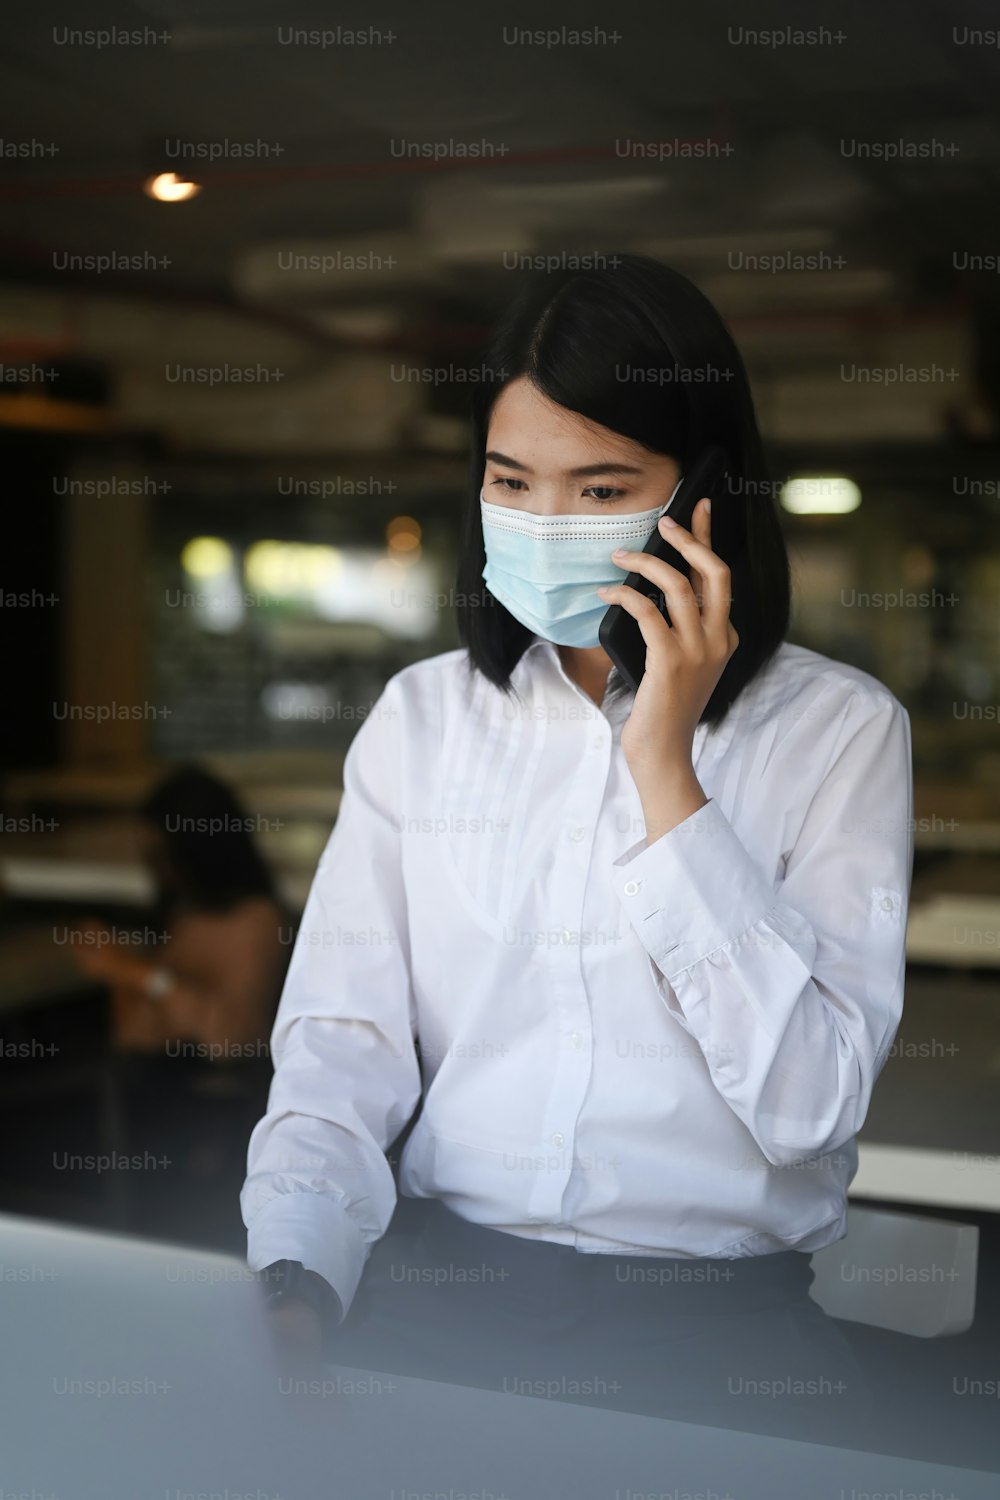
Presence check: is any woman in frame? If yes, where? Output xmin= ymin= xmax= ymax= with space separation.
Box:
xmin=245 ymin=256 xmax=912 ymax=1441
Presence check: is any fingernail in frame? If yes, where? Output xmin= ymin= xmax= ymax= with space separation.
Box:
xmin=660 ymin=515 xmax=678 ymax=528
xmin=704 ymin=498 xmax=711 ymax=514
xmin=611 ymin=547 xmax=627 ymax=555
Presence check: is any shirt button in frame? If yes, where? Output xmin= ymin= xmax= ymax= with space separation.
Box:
xmin=551 ymin=1132 xmax=565 ymax=1148
xmin=569 ymin=1031 xmax=583 ymax=1048
xmin=568 ymin=826 xmax=585 ymax=842
xmin=880 ymin=895 xmax=895 ymax=911
xmin=624 ymin=879 xmax=642 ymax=896
xmin=560 ymin=928 xmax=573 ymax=944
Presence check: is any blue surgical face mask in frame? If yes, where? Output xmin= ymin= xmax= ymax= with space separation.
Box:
xmin=480 ymin=478 xmax=682 ymax=648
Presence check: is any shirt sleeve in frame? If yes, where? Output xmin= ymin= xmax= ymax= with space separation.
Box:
xmin=610 ymin=687 xmax=913 ymax=1167
xmin=240 ymin=674 xmax=422 ymax=1323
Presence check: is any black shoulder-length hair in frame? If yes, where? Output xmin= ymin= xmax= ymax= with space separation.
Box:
xmin=454 ymin=253 xmax=791 ymax=728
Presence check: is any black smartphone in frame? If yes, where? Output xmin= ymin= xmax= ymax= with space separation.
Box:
xmin=598 ymin=444 xmax=730 ymax=692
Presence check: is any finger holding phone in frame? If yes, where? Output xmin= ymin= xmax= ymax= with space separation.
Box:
xmin=597 ymin=492 xmax=739 ymax=844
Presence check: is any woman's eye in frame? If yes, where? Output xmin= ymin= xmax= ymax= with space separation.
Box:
xmin=488 ymin=478 xmax=624 ymax=502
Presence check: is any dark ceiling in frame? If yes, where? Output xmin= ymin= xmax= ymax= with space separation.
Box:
xmin=2 ymin=0 xmax=1000 ymax=328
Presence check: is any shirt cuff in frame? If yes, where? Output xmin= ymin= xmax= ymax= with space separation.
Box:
xmin=246 ymin=1191 xmax=368 ymax=1326
xmin=611 ymin=797 xmax=777 ymax=980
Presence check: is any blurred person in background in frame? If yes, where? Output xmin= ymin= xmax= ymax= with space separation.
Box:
xmin=73 ymin=765 xmax=288 ymax=1054
xmin=71 ymin=765 xmax=290 ymax=1247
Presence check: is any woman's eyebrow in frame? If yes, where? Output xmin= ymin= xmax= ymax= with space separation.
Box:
xmin=485 ymin=450 xmax=645 ymax=477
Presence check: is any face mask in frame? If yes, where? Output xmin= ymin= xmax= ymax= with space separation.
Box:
xmin=480 ymin=478 xmax=682 ymax=648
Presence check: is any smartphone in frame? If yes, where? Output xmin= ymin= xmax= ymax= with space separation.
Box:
xmin=598 ymin=444 xmax=730 ymax=692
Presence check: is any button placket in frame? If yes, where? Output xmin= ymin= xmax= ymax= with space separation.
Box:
xmin=525 ymin=658 xmax=612 ymax=1223
xmin=528 ymin=761 xmax=601 ymax=1225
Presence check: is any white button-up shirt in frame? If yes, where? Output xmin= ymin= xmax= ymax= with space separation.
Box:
xmin=242 ymin=637 xmax=913 ymax=1322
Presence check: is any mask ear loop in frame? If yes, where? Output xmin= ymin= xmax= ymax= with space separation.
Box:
xmin=662 ymin=473 xmax=684 ymax=515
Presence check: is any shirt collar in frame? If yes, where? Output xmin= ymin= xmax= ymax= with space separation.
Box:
xmin=518 ymin=637 xmax=634 ymax=727
xmin=517 ymin=637 xmax=715 ymax=750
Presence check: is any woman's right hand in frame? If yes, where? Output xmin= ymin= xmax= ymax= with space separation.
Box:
xmin=267 ymin=1301 xmax=355 ymax=1433
xmin=267 ymin=1298 xmax=327 ymax=1376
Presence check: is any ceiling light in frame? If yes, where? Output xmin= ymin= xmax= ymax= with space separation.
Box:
xmin=780 ymin=476 xmax=861 ymax=515
xmin=144 ymin=172 xmax=202 ymax=203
